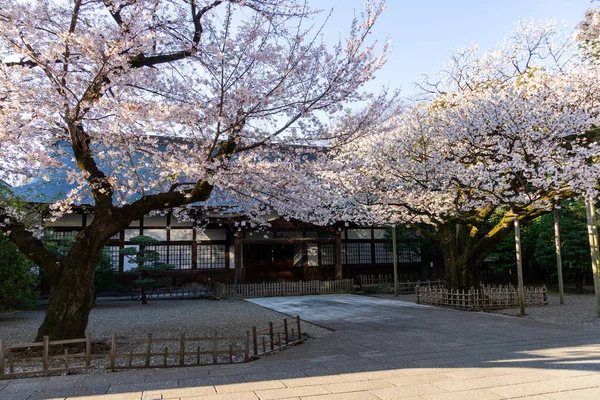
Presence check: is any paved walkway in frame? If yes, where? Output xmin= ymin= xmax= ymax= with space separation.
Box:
xmin=1 ymin=294 xmax=600 ymax=399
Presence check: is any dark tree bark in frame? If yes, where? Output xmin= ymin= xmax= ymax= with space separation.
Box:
xmin=26 ymin=183 xmax=215 ymax=341
xmin=433 ymin=213 xmax=526 ymax=290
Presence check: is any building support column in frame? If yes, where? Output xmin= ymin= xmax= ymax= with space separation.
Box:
xmin=234 ymin=231 xmax=245 ymax=285
xmin=335 ymin=230 xmax=343 ymax=280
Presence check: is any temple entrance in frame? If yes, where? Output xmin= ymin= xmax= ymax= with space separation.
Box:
xmin=244 ymin=244 xmax=303 ymax=282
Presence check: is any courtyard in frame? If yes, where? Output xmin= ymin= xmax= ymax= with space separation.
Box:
xmin=1 ymin=294 xmax=599 ymax=399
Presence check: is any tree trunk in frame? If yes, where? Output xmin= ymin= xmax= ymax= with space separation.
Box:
xmin=36 ymin=249 xmax=101 ymax=341
xmin=35 ymin=216 xmax=121 ymax=341
xmin=436 ymin=220 xmax=514 ymax=290
xmin=141 ymin=287 xmax=148 ymax=304
xmin=438 ymin=225 xmax=479 ymax=289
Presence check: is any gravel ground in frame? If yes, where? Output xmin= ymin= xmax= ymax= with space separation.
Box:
xmin=488 ymin=293 xmax=600 ymax=326
xmin=372 ymin=292 xmax=600 ymax=326
xmin=0 ymin=298 xmax=331 ymax=345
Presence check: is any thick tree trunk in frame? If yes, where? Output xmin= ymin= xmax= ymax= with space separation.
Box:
xmin=141 ymin=287 xmax=148 ymax=304
xmin=35 ymin=216 xmax=121 ymax=341
xmin=437 ymin=220 xmax=514 ymax=290
xmin=439 ymin=227 xmax=480 ymax=290
xmin=36 ymin=249 xmax=101 ymax=341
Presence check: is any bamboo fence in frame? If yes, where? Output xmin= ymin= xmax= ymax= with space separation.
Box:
xmin=358 ymin=275 xmax=444 ymax=294
xmin=415 ymin=284 xmax=548 ymax=310
xmin=214 ymin=279 xmax=354 ymax=298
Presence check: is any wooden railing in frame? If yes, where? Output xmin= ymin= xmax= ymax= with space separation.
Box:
xmin=416 ymin=284 xmax=548 ymax=310
xmin=214 ymin=279 xmax=354 ymax=298
xmin=0 ymin=317 xmax=304 ymax=378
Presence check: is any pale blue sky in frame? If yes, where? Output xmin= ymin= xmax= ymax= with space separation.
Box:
xmin=314 ymin=0 xmax=593 ymax=97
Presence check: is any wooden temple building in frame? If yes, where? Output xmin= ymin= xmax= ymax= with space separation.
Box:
xmin=44 ymin=210 xmax=439 ymax=286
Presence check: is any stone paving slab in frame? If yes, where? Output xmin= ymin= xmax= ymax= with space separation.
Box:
xmin=1 ymin=294 xmax=600 ymax=400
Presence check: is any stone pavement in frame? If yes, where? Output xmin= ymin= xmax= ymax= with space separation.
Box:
xmin=1 ymin=294 xmax=600 ymax=399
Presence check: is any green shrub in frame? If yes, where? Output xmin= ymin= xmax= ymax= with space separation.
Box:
xmin=0 ymin=234 xmax=39 ymax=311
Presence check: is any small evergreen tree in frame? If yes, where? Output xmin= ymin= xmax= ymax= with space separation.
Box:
xmin=120 ymin=235 xmax=174 ymax=304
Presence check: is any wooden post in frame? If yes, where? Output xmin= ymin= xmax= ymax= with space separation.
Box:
xmin=392 ymin=225 xmax=399 ymax=297
xmin=245 ymin=331 xmax=250 ymax=362
xmin=43 ymin=335 xmax=49 ymax=371
xmin=163 ymin=347 xmax=168 ymax=366
xmin=296 ymin=316 xmax=302 ymax=340
xmin=269 ymin=322 xmax=274 ymax=351
xmin=335 ymin=230 xmax=343 ymax=280
xmin=0 ymin=339 xmax=5 ymax=376
xmin=128 ymin=347 xmax=134 ymax=367
xmin=514 ymin=218 xmax=526 ymax=317
xmin=228 ymin=345 xmax=233 ymax=363
xmin=179 ymin=333 xmax=186 ymax=366
xmin=110 ymin=333 xmax=117 ymax=371
xmin=554 ymin=208 xmax=565 ymax=305
xmin=212 ymin=330 xmax=218 ymax=364
xmin=585 ymin=199 xmax=600 ymax=317
xmin=252 ymin=326 xmax=258 ymax=356
xmin=283 ymin=319 xmax=289 ymax=345
xmin=64 ymin=349 xmax=69 ymax=368
xmin=145 ymin=333 xmax=152 ymax=367
xmin=85 ymin=332 xmax=92 ymax=368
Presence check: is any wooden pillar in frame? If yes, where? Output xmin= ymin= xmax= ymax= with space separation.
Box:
xmin=392 ymin=225 xmax=399 ymax=297
xmin=553 ymin=208 xmax=565 ymax=305
xmin=514 ymin=217 xmax=526 ymax=317
xmin=585 ymin=199 xmax=600 ymax=317
xmin=235 ymin=230 xmax=245 ymax=284
xmin=335 ymin=230 xmax=343 ymax=280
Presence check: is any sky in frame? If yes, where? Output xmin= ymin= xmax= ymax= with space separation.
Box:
xmin=313 ymin=0 xmax=594 ymax=98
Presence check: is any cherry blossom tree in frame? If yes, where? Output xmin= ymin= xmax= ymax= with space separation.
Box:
xmin=322 ymin=21 xmax=600 ymax=289
xmin=0 ymin=0 xmax=391 ymax=340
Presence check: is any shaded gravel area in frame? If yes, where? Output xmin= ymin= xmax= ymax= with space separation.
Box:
xmin=489 ymin=293 xmax=600 ymax=326
xmin=0 ymin=298 xmax=331 ymax=345
xmin=372 ymin=292 xmax=600 ymax=326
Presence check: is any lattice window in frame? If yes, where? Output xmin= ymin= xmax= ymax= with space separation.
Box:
xmin=374 ymin=242 xmax=393 ymax=264
xmin=320 ymin=244 xmax=335 ymax=266
xmin=359 ymin=243 xmax=372 ymax=264
xmin=109 ymin=232 xmax=121 ymax=240
xmin=197 ymin=244 xmax=226 ymax=269
xmin=344 ymin=243 xmax=360 ymax=264
xmin=343 ymin=242 xmax=373 ymax=265
xmin=169 ymin=245 xmax=193 ymax=269
xmin=49 ymin=230 xmax=78 ymax=241
xmin=398 ymin=248 xmax=421 ymax=263
xmin=103 ymin=246 xmax=121 ymax=270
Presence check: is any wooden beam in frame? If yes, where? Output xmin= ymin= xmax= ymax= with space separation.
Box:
xmin=241 ymin=238 xmax=335 ymax=244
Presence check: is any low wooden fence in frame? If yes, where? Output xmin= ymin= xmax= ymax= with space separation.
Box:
xmin=416 ymin=284 xmax=548 ymax=310
xmin=131 ymin=284 xmax=210 ymax=300
xmin=358 ymin=275 xmax=444 ymax=294
xmin=359 ymin=274 xmax=419 ymax=286
xmin=0 ymin=333 xmax=95 ymax=378
xmin=0 ymin=317 xmax=303 ymax=379
xmin=214 ymin=279 xmax=354 ymax=298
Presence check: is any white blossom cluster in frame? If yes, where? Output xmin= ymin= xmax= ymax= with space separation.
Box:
xmin=321 ymin=21 xmax=600 ymax=226
xmin=0 ymin=0 xmax=389 ymax=225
